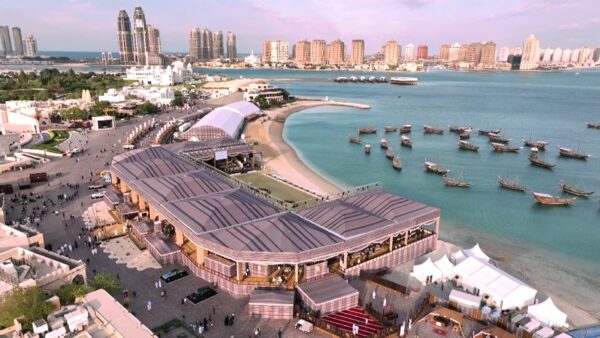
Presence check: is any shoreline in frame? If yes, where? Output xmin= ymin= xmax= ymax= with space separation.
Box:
xmin=244 ymin=99 xmax=370 ymax=196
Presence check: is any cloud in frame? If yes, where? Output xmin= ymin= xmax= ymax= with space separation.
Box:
xmin=399 ymin=0 xmax=436 ymax=8
xmin=558 ymin=17 xmax=600 ymax=30
xmin=485 ymin=0 xmax=572 ymax=20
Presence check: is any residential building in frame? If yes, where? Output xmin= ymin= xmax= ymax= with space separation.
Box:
xmin=579 ymin=47 xmax=593 ymax=63
xmin=541 ymin=48 xmax=553 ymax=63
xmin=570 ymin=48 xmax=580 ymax=63
xmin=416 ymin=44 xmax=428 ymax=60
xmin=458 ymin=45 xmax=468 ymax=61
xmin=310 ymin=39 xmax=326 ymax=65
xmin=117 ymin=10 xmax=134 ymax=63
xmin=509 ymin=47 xmax=522 ymax=56
xmin=552 ymin=48 xmax=563 ymax=63
xmin=201 ymin=29 xmax=212 ymax=60
xmin=188 ymin=28 xmax=201 ymax=61
xmin=23 ymin=35 xmax=37 ymax=57
xmin=262 ymin=41 xmax=271 ymax=63
xmin=498 ymin=47 xmax=509 ymax=62
xmin=351 ymin=39 xmax=364 ymax=65
xmin=465 ymin=42 xmax=482 ymax=64
xmin=593 ymin=48 xmax=600 ymax=62
xmin=212 ymin=31 xmax=224 ymax=59
xmin=269 ymin=40 xmax=289 ymax=63
xmin=147 ymin=25 xmax=161 ymax=65
xmin=480 ymin=41 xmax=496 ymax=66
xmin=448 ymin=43 xmax=460 ymax=61
xmin=132 ymin=7 xmax=150 ymax=65
xmin=520 ymin=34 xmax=540 ymax=70
xmin=0 ymin=26 xmax=12 ymax=56
xmin=227 ymin=31 xmax=237 ymax=59
xmin=404 ymin=43 xmax=415 ymax=61
xmin=295 ymin=39 xmax=311 ymax=64
xmin=384 ymin=40 xmax=401 ymax=66
xmin=125 ymin=61 xmax=193 ymax=86
xmin=11 ymin=27 xmax=23 ymax=56
xmin=561 ymin=49 xmax=572 ymax=63
xmin=243 ymin=82 xmax=285 ymax=103
xmin=327 ymin=39 xmax=345 ymax=65
xmin=439 ymin=44 xmax=450 ymax=60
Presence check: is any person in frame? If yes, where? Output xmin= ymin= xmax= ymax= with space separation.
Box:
xmin=277 ymin=328 xmax=282 ymax=338
xmin=224 ymin=315 xmax=229 ymax=326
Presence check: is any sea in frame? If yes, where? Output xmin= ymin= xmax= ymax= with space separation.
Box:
xmin=197 ymin=67 xmax=600 ymax=314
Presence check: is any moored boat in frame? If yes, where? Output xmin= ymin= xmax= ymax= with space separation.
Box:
xmin=560 ymin=180 xmax=593 ymax=197
xmin=424 ymin=161 xmax=449 ymax=175
xmin=459 ymin=129 xmax=472 ymax=139
xmin=358 ymin=127 xmax=377 ymax=135
xmin=401 ymin=135 xmax=413 ymax=148
xmin=532 ymin=192 xmax=576 ymax=206
xmin=349 ymin=135 xmax=362 ymax=144
xmin=491 ymin=142 xmax=520 ymax=152
xmin=586 ymin=122 xmax=600 ymax=129
xmin=444 ymin=175 xmax=471 ymax=188
xmin=458 ymin=140 xmax=479 ymax=152
xmin=529 ymin=155 xmax=555 ymax=169
xmin=449 ymin=125 xmax=470 ymax=134
xmin=400 ymin=124 xmax=412 ymax=134
xmin=423 ymin=125 xmax=444 ymax=134
xmin=523 ymin=139 xmax=548 ymax=150
xmin=478 ymin=128 xmax=501 ymax=136
xmin=488 ymin=132 xmax=510 ymax=144
xmin=380 ymin=139 xmax=388 ymax=149
xmin=498 ymin=176 xmax=527 ymax=192
xmin=384 ymin=126 xmax=398 ymax=133
xmin=386 ymin=147 xmax=394 ymax=159
xmin=364 ymin=144 xmax=371 ymax=154
xmin=558 ymin=146 xmax=590 ymax=160
xmin=392 ymin=157 xmax=402 ymax=170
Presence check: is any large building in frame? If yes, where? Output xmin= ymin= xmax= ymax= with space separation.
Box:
xmin=226 ymin=31 xmax=237 ymax=60
xmin=147 ymin=25 xmax=162 ymax=65
xmin=125 ymin=61 xmax=193 ymax=86
xmin=552 ymin=48 xmax=563 ymax=63
xmin=23 ymin=35 xmax=37 ymax=57
xmin=117 ymin=10 xmax=134 ymax=63
xmin=404 ymin=43 xmax=415 ymax=61
xmin=439 ymin=44 xmax=450 ymax=60
xmin=351 ymin=39 xmax=364 ymax=65
xmin=11 ymin=27 xmax=23 ymax=56
xmin=327 ymin=39 xmax=345 ymax=65
xmin=520 ymin=34 xmax=540 ymax=70
xmin=416 ymin=44 xmax=428 ymax=60
xmin=480 ymin=41 xmax=496 ymax=66
xmin=310 ymin=39 xmax=327 ymax=65
xmin=271 ymin=40 xmax=289 ymax=63
xmin=561 ymin=49 xmax=572 ymax=63
xmin=498 ymin=47 xmax=509 ymax=62
xmin=212 ymin=31 xmax=224 ymax=59
xmin=465 ymin=42 xmax=482 ymax=64
xmin=448 ymin=43 xmax=460 ymax=61
xmin=188 ymin=28 xmax=201 ymax=61
xmin=594 ymin=48 xmax=600 ymax=62
xmin=132 ymin=7 xmax=150 ymax=65
xmin=0 ymin=26 xmax=12 ymax=56
xmin=541 ymin=48 xmax=553 ymax=63
xmin=295 ymin=39 xmax=311 ymax=64
xmin=384 ymin=40 xmax=401 ymax=66
xmin=262 ymin=41 xmax=271 ymax=64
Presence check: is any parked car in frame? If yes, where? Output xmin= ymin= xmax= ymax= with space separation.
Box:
xmin=88 ymin=184 xmax=106 ymax=190
xmin=90 ymin=193 xmax=104 ymax=200
xmin=186 ymin=286 xmax=217 ymax=304
xmin=295 ymin=320 xmax=314 ymax=333
xmin=160 ymin=269 xmax=189 ymax=283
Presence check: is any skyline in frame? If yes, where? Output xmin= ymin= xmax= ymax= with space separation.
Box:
xmin=2 ymin=0 xmax=600 ymax=54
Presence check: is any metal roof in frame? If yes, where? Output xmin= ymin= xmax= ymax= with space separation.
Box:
xmin=183 ymin=101 xmax=259 ymax=141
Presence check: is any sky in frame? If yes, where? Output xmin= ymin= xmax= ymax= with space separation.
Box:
xmin=2 ymin=0 xmax=600 ymax=54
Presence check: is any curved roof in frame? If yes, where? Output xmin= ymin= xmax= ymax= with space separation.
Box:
xmin=183 ymin=101 xmax=259 ymax=141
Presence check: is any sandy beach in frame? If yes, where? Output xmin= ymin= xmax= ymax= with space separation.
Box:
xmin=244 ymin=99 xmax=370 ymax=196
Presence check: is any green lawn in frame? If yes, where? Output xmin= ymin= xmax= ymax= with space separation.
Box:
xmin=32 ymin=129 xmax=69 ymax=154
xmin=237 ymin=172 xmax=314 ymax=203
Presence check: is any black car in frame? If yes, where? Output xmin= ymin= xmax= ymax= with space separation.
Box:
xmin=186 ymin=286 xmax=217 ymax=304
xmin=160 ymin=269 xmax=189 ymax=283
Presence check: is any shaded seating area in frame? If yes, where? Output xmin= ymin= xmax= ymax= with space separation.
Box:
xmin=248 ymin=289 xmax=294 ymax=319
xmin=322 ymin=307 xmax=384 ymax=337
xmin=297 ymin=275 xmax=359 ymax=315
xmin=418 ymin=307 xmax=466 ymax=337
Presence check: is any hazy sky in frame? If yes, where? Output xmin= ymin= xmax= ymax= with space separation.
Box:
xmin=2 ymin=0 xmax=599 ymax=54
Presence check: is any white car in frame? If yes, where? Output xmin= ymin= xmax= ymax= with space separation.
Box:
xmin=90 ymin=193 xmax=105 ymax=200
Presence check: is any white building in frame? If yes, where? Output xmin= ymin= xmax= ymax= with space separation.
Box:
xmin=497 ymin=47 xmax=509 ymax=62
xmin=243 ymin=82 xmax=284 ymax=103
xmin=404 ymin=43 xmax=415 ymax=61
xmin=552 ymin=48 xmax=563 ymax=63
xmin=125 ymin=61 xmax=193 ymax=86
xmin=98 ymin=88 xmax=125 ymax=103
xmin=123 ymin=87 xmax=175 ymax=105
xmin=561 ymin=49 xmax=572 ymax=63
xmin=570 ymin=49 xmax=580 ymax=63
xmin=23 ymin=35 xmax=38 ymax=57
xmin=509 ymin=47 xmax=522 ymax=56
xmin=244 ymin=50 xmax=260 ymax=67
xmin=520 ymin=34 xmax=540 ymax=70
xmin=541 ymin=48 xmax=553 ymax=63
xmin=448 ymin=43 xmax=461 ymax=62
xmin=270 ymin=41 xmax=289 ymax=63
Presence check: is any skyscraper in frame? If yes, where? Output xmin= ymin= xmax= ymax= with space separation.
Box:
xmin=570 ymin=49 xmax=580 ymax=63
xmin=465 ymin=43 xmax=482 ymax=63
xmin=480 ymin=41 xmax=496 ymax=66
xmin=448 ymin=43 xmax=460 ymax=61
xmin=520 ymin=34 xmax=540 ymax=70
xmin=327 ymin=39 xmax=345 ymax=65
xmin=133 ymin=7 xmax=150 ymax=65
xmin=593 ymin=48 xmax=600 ymax=63
xmin=351 ymin=39 xmax=364 ymax=65
xmin=266 ymin=41 xmax=289 ymax=63
xmin=212 ymin=31 xmax=224 ymax=59
xmin=541 ymin=48 xmax=553 ymax=63
xmin=416 ymin=44 xmax=428 ymax=60
xmin=439 ymin=44 xmax=450 ymax=60
xmin=384 ymin=40 xmax=401 ymax=66
xmin=0 ymin=26 xmax=13 ymax=56
xmin=552 ymin=48 xmax=563 ymax=63
xmin=404 ymin=43 xmax=415 ymax=61
xmin=262 ymin=41 xmax=271 ymax=63
xmin=117 ymin=10 xmax=134 ymax=63
xmin=226 ymin=32 xmax=237 ymax=60
xmin=498 ymin=47 xmax=509 ymax=62
xmin=11 ymin=27 xmax=23 ymax=56
xmin=23 ymin=35 xmax=37 ymax=57
xmin=310 ymin=39 xmax=326 ymax=65
xmin=201 ymin=29 xmax=212 ymax=60
xmin=561 ymin=49 xmax=572 ymax=63
xmin=295 ymin=39 xmax=311 ymax=64
xmin=147 ymin=25 xmax=162 ymax=65
xmin=189 ymin=28 xmax=201 ymax=61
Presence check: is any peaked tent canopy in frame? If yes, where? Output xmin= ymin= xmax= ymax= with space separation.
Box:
xmin=434 ymin=254 xmax=454 ymax=279
xmin=452 ymin=250 xmax=467 ymax=264
xmin=527 ymin=297 xmax=567 ymax=327
xmin=411 ymin=257 xmax=442 ymax=285
xmin=463 ymin=243 xmax=490 ymax=262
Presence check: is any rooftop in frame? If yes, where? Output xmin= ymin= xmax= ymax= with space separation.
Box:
xmin=297 ymin=275 xmax=359 ymax=305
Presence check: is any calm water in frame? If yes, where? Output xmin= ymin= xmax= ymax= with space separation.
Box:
xmin=201 ymin=68 xmax=600 ymax=281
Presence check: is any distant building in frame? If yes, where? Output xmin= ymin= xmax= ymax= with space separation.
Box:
xmin=262 ymin=41 xmax=271 ymax=63
xmin=384 ymin=40 xmax=401 ymax=66
xmin=188 ymin=28 xmax=201 ymax=62
xmin=448 ymin=43 xmax=460 ymax=61
xmin=295 ymin=39 xmax=311 ymax=65
xmin=579 ymin=47 xmax=593 ymax=63
xmin=465 ymin=42 xmax=482 ymax=64
xmin=132 ymin=7 xmax=150 ymax=65
xmin=117 ymin=10 xmax=134 ymax=63
xmin=125 ymin=61 xmax=193 ymax=86
xmin=570 ymin=48 xmax=580 ymax=63
xmin=351 ymin=40 xmax=364 ymax=65
xmin=310 ymin=39 xmax=326 ymax=65
xmin=147 ymin=25 xmax=162 ymax=65
xmin=270 ymin=41 xmax=289 ymax=63
xmin=23 ymin=35 xmax=37 ymax=57
xmin=552 ymin=48 xmax=563 ymax=63
xmin=480 ymin=41 xmax=496 ymax=66
xmin=561 ymin=49 xmax=572 ymax=63
xmin=243 ymin=82 xmax=285 ymax=103
xmin=244 ymin=50 xmax=260 ymax=67
xmin=212 ymin=31 xmax=224 ymax=59
xmin=0 ymin=26 xmax=12 ymax=56
xmin=498 ymin=47 xmax=509 ymax=62
xmin=509 ymin=47 xmax=522 ymax=56
xmin=201 ymin=29 xmax=212 ymax=60
xmin=404 ymin=43 xmax=415 ymax=61
xmin=11 ymin=27 xmax=23 ymax=56
xmin=593 ymin=48 xmax=600 ymax=62
xmin=439 ymin=44 xmax=450 ymax=60
xmin=327 ymin=39 xmax=345 ymax=65
xmin=541 ymin=48 xmax=553 ymax=63
xmin=227 ymin=31 xmax=237 ymax=60
xmin=520 ymin=34 xmax=540 ymax=70
xmin=416 ymin=44 xmax=428 ymax=60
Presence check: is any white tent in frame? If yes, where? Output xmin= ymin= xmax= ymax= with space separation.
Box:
xmin=463 ymin=243 xmax=490 ymax=262
xmin=411 ymin=257 xmax=442 ymax=285
xmin=434 ymin=255 xmax=454 ymax=280
xmin=452 ymin=250 xmax=467 ymax=264
xmin=527 ymin=297 xmax=567 ymax=327
xmin=449 ymin=289 xmax=481 ymax=309
xmin=533 ymin=327 xmax=555 ymax=338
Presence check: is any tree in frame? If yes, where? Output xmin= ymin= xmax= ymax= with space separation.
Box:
xmin=62 ymin=107 xmax=87 ymax=121
xmin=171 ymin=90 xmax=185 ymax=107
xmin=189 ymin=91 xmax=198 ymax=100
xmin=137 ymin=101 xmax=159 ymax=115
xmin=49 ymin=111 xmax=62 ymax=123
xmin=0 ymin=287 xmax=54 ymax=331
xmin=253 ymin=96 xmax=269 ymax=110
xmin=91 ymin=273 xmax=121 ymax=295
xmin=89 ymin=100 xmax=116 ymax=117
xmin=56 ymin=283 xmax=94 ymax=305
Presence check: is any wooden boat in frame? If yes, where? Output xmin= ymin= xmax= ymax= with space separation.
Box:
xmin=444 ymin=175 xmax=471 ymax=188
xmin=423 ymin=125 xmax=444 ymax=134
xmin=384 ymin=126 xmax=398 ymax=133
xmin=392 ymin=157 xmax=402 ymax=171
xmin=358 ymin=127 xmax=377 ymax=135
xmin=523 ymin=139 xmax=548 ymax=150
xmin=488 ymin=133 xmax=511 ymax=144
xmin=459 ymin=129 xmax=472 ymax=139
xmin=478 ymin=128 xmax=501 ymax=136
xmin=529 ymin=155 xmax=555 ymax=169
xmin=400 ymin=124 xmax=412 ymax=134
xmin=558 ymin=146 xmax=590 ymax=160
xmin=560 ymin=180 xmax=593 ymax=197
xmin=498 ymin=176 xmax=527 ymax=192
xmin=386 ymin=147 xmax=394 ymax=159
xmin=458 ymin=140 xmax=479 ymax=152
xmin=364 ymin=144 xmax=371 ymax=154
xmin=491 ymin=142 xmax=520 ymax=152
xmin=586 ymin=122 xmax=600 ymax=129
xmin=449 ymin=125 xmax=470 ymax=134
xmin=349 ymin=135 xmax=362 ymax=144
xmin=401 ymin=135 xmax=413 ymax=148
xmin=380 ymin=139 xmax=388 ymax=149
xmin=424 ymin=161 xmax=449 ymax=175
xmin=533 ymin=192 xmax=576 ymax=206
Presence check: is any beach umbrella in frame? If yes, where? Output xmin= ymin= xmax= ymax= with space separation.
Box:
xmin=400 ymin=321 xmax=405 ymax=336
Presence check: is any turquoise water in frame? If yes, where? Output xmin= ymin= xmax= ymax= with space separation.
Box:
xmin=206 ymin=69 xmax=600 ymax=284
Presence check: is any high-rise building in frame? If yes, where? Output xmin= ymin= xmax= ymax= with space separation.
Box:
xmin=147 ymin=25 xmax=162 ymax=65
xmin=439 ymin=44 xmax=450 ymax=60
xmin=384 ymin=40 xmax=401 ymax=66
xmin=509 ymin=47 xmax=522 ymax=56
xmin=561 ymin=49 xmax=572 ymax=63
xmin=212 ymin=31 xmax=224 ymax=59
xmin=132 ymin=7 xmax=150 ymax=65
xmin=351 ymin=39 xmax=364 ymax=65
xmin=570 ymin=49 xmax=580 ymax=63
xmin=201 ymin=29 xmax=212 ymax=60
xmin=480 ymin=41 xmax=496 ymax=66
xmin=593 ymin=48 xmax=600 ymax=62
xmin=579 ymin=47 xmax=592 ymax=63
xmin=416 ymin=44 xmax=428 ymax=60
xmin=117 ymin=10 xmax=134 ymax=63
xmin=295 ymin=39 xmax=311 ymax=64
xmin=552 ymin=48 xmax=563 ymax=63
xmin=11 ymin=27 xmax=23 ymax=56
xmin=189 ymin=28 xmax=201 ymax=61
xmin=327 ymin=39 xmax=345 ymax=65
xmin=498 ymin=47 xmax=509 ymax=62
xmin=226 ymin=31 xmax=237 ymax=59
xmin=310 ymin=39 xmax=326 ymax=65
xmin=448 ymin=43 xmax=460 ymax=61
xmin=520 ymin=34 xmax=540 ymax=70
xmin=0 ymin=26 xmax=13 ymax=56
xmin=465 ymin=43 xmax=482 ymax=63
xmin=269 ymin=40 xmax=289 ymax=63
xmin=404 ymin=43 xmax=415 ymax=61
xmin=262 ymin=41 xmax=272 ymax=63
xmin=541 ymin=48 xmax=553 ymax=63
xmin=23 ymin=35 xmax=37 ymax=57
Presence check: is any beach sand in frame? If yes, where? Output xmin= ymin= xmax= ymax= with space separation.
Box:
xmin=245 ymin=100 xmax=369 ymax=196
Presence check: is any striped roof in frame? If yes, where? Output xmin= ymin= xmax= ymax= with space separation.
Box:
xmin=344 ymin=191 xmax=440 ymax=224
xmin=134 ymin=171 xmax=235 ymax=203
xmin=112 ymin=147 xmax=197 ymax=180
xmin=297 ymin=275 xmax=359 ymax=305
xmin=249 ymin=289 xmax=294 ymax=306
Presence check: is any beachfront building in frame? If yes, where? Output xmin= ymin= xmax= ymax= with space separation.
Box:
xmin=384 ymin=40 xmax=401 ymax=66
xmin=405 ymin=43 xmax=415 ymax=61
xmin=416 ymin=44 xmax=428 ymax=60
xmin=294 ymin=40 xmax=311 ymax=65
xmin=520 ymin=34 xmax=540 ymax=70
xmin=327 ymin=39 xmax=345 ymax=65
xmin=351 ymin=39 xmax=365 ymax=65
xmin=243 ymin=82 xmax=285 ymax=103
xmin=310 ymin=39 xmax=327 ymax=65
xmin=108 ymin=145 xmax=441 ymax=297
xmin=125 ymin=61 xmax=193 ymax=85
